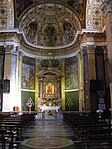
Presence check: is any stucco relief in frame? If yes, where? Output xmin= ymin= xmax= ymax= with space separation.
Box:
xmin=20 ymin=4 xmax=80 ymax=48
xmin=86 ymin=0 xmax=103 ymax=29
xmin=0 ymin=0 xmax=7 ymax=28
xmin=7 ymin=0 xmax=14 ymax=28
xmin=0 ymin=0 xmax=14 ymax=29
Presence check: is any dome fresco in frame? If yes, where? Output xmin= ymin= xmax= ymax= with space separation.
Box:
xmin=19 ymin=3 xmax=81 ymax=48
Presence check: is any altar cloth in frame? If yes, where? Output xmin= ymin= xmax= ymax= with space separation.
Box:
xmin=39 ymin=105 xmax=60 ymax=112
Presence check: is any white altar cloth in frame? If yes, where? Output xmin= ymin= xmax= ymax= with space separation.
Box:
xmin=39 ymin=105 xmax=60 ymax=112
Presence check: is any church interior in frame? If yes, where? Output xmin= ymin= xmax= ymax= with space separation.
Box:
xmin=0 ymin=0 xmax=112 ymax=149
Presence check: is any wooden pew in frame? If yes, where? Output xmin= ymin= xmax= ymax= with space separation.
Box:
xmin=0 ymin=128 xmax=14 ymax=149
xmin=74 ymin=123 xmax=112 ymax=149
xmin=0 ymin=113 xmax=36 ymax=148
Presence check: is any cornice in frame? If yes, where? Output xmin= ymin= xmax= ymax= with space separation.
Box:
xmin=0 ymin=28 xmax=106 ymax=58
xmin=80 ymin=31 xmax=106 ymax=47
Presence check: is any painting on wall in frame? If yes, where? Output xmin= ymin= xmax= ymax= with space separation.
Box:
xmin=65 ymin=56 xmax=78 ymax=90
xmin=65 ymin=91 xmax=79 ymax=111
xmin=25 ymin=21 xmax=38 ymax=42
xmin=21 ymin=63 xmax=35 ymax=89
xmin=44 ymin=25 xmax=57 ymax=46
xmin=63 ymin=20 xmax=75 ymax=44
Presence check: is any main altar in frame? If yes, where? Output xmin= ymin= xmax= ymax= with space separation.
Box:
xmin=39 ymin=98 xmax=61 ymax=113
xmin=39 ymin=105 xmax=60 ymax=113
xmin=37 ymin=60 xmax=63 ymax=113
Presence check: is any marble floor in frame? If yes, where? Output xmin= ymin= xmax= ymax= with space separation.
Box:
xmin=13 ymin=113 xmax=85 ymax=149
xmin=1 ymin=113 xmax=112 ymax=149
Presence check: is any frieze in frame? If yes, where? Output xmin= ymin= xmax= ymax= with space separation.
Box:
xmin=19 ymin=32 xmax=80 ymax=57
xmin=81 ymin=32 xmax=106 ymax=43
xmin=0 ymin=32 xmax=19 ymax=43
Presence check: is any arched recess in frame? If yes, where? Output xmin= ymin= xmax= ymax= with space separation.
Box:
xmin=19 ymin=3 xmax=81 ymax=49
xmin=86 ymin=0 xmax=103 ymax=30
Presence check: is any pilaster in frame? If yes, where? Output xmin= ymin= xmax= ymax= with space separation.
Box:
xmin=35 ymin=59 xmax=39 ymax=111
xmin=101 ymin=0 xmax=112 ymax=64
xmin=17 ymin=51 xmax=24 ymax=111
xmin=3 ymin=45 xmax=19 ymax=111
xmin=61 ymin=59 xmax=65 ymax=111
xmin=76 ymin=51 xmax=84 ymax=111
xmin=81 ymin=45 xmax=96 ymax=111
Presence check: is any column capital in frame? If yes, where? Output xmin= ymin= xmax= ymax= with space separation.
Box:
xmin=81 ymin=45 xmax=96 ymax=55
xmin=4 ymin=45 xmax=19 ymax=55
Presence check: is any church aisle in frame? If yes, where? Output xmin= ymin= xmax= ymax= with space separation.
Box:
xmin=16 ymin=113 xmax=85 ymax=149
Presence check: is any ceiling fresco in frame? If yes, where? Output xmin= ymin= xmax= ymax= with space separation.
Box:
xmin=14 ymin=0 xmax=85 ymax=21
xmin=12 ymin=0 xmax=86 ymax=57
xmin=19 ymin=3 xmax=81 ymax=49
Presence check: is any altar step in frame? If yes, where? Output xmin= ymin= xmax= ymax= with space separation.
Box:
xmin=36 ymin=112 xmax=63 ymax=120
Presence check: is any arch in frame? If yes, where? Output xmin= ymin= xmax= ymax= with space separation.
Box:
xmin=19 ymin=3 xmax=81 ymax=48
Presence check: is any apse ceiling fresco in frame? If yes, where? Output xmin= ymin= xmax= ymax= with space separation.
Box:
xmin=19 ymin=4 xmax=81 ymax=47
xmin=14 ymin=0 xmax=86 ymax=56
xmin=15 ymin=0 xmax=85 ymax=20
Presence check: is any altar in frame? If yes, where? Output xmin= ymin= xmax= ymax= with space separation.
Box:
xmin=39 ymin=105 xmax=60 ymax=112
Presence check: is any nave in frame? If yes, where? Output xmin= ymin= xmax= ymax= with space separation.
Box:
xmin=1 ymin=112 xmax=112 ymax=149
xmin=16 ymin=113 xmax=84 ymax=149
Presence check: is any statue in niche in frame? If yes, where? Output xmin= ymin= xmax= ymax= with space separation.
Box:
xmin=44 ymin=25 xmax=57 ymax=46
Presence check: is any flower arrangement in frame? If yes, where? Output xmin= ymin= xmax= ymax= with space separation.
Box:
xmin=42 ymin=98 xmax=58 ymax=106
xmin=42 ymin=99 xmax=47 ymax=104
xmin=53 ymin=99 xmax=58 ymax=105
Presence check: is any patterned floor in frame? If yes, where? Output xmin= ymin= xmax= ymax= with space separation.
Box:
xmin=1 ymin=113 xmax=112 ymax=149
xmin=17 ymin=113 xmax=85 ymax=149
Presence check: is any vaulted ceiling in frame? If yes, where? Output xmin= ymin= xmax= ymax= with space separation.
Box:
xmin=0 ymin=0 xmax=104 ymax=58
xmin=13 ymin=0 xmax=86 ymax=57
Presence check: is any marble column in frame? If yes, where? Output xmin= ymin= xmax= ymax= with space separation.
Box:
xmin=3 ymin=45 xmax=19 ymax=112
